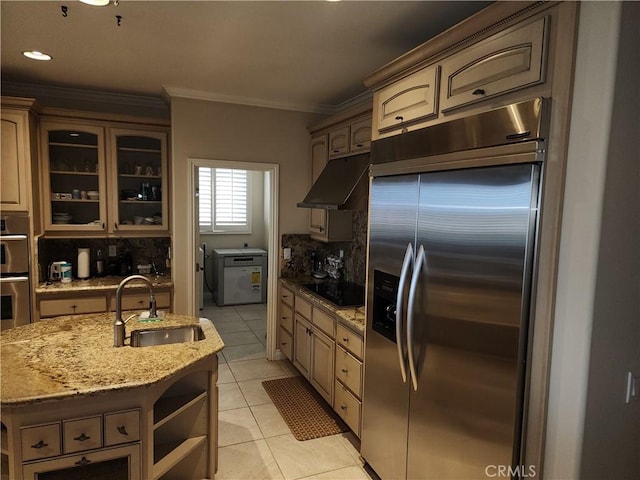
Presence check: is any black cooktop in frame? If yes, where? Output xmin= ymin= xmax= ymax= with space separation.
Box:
xmin=301 ymin=281 xmax=365 ymax=307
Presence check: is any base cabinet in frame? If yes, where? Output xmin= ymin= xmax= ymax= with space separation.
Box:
xmin=37 ymin=288 xmax=172 ymax=320
xmin=333 ymin=324 xmax=364 ymax=437
xmin=1 ymin=356 xmax=217 ymax=480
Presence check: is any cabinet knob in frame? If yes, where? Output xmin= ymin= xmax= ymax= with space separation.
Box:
xmin=102 ymin=223 xmax=105 ymax=229
xmin=31 ymin=440 xmax=48 ymax=449
xmin=117 ymin=426 xmax=129 ymax=436
xmin=395 ymin=116 xmax=404 ymax=122
xmin=114 ymin=222 xmax=119 ymax=230
xmin=74 ymin=457 xmax=91 ymax=466
xmin=472 ymin=88 xmax=486 ymax=95
xmin=73 ymin=433 xmax=91 ymax=442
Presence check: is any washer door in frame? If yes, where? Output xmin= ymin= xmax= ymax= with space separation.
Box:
xmin=223 ymin=266 xmax=262 ymax=305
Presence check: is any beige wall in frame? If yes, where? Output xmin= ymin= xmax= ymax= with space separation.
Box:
xmin=170 ymin=97 xmax=321 ymax=313
xmin=545 ymin=2 xmax=639 ymax=478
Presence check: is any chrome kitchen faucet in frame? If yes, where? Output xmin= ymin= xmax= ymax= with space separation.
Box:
xmin=114 ymin=275 xmax=157 ymax=347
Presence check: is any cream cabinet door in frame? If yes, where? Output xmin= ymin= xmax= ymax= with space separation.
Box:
xmin=293 ymin=315 xmax=312 ymax=377
xmin=310 ymin=328 xmax=335 ymax=405
xmin=374 ymin=65 xmax=439 ymax=134
xmin=328 ymin=126 xmax=349 ymax=159
xmin=440 ymin=17 xmax=547 ymax=112
xmin=1 ymin=111 xmax=31 ymax=211
xmin=349 ymin=117 xmax=372 ymax=153
xmin=309 ymin=134 xmax=328 ymax=236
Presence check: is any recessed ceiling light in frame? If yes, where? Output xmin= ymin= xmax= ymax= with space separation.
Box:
xmin=79 ymin=0 xmax=110 ymax=6
xmin=22 ymin=51 xmax=52 ymax=61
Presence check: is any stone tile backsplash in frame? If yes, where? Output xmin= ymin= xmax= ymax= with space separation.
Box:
xmin=37 ymin=237 xmax=171 ymax=283
xmin=280 ymin=210 xmax=367 ymax=286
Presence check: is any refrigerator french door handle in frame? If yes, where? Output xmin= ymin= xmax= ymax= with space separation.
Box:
xmin=407 ymin=244 xmax=426 ymax=391
xmin=395 ymin=243 xmax=414 ymax=384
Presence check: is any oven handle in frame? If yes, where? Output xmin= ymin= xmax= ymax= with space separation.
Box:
xmin=0 ymin=276 xmax=29 ymax=283
xmin=0 ymin=234 xmax=28 ymax=241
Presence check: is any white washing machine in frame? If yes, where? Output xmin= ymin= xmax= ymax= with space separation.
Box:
xmin=212 ymin=248 xmax=268 ymax=306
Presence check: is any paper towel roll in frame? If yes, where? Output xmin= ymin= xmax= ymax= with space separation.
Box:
xmin=78 ymin=248 xmax=90 ymax=279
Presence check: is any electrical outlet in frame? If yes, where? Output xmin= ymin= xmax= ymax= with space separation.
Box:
xmin=283 ymin=248 xmax=292 ymax=260
xmin=108 ymin=245 xmax=117 ymax=257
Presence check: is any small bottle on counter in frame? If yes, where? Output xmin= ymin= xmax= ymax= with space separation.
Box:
xmin=96 ymin=248 xmax=105 ymax=277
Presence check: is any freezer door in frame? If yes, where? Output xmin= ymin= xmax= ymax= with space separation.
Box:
xmin=407 ymin=163 xmax=539 ymax=479
xmin=361 ymin=174 xmax=418 ymax=480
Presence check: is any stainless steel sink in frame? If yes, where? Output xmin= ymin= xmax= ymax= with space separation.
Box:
xmin=130 ymin=325 xmax=205 ymax=347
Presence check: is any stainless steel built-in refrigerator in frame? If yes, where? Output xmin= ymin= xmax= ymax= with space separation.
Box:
xmin=361 ymin=99 xmax=548 ymax=479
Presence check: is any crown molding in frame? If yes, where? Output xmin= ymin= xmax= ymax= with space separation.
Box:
xmin=162 ymin=85 xmax=342 ymax=115
xmin=1 ymin=81 xmax=170 ymax=118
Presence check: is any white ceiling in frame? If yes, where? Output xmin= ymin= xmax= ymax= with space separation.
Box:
xmin=1 ymin=1 xmax=491 ymax=113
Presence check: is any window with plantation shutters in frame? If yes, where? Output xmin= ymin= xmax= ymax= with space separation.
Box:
xmin=198 ymin=167 xmax=251 ymax=233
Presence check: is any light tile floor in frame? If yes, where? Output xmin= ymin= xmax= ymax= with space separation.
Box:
xmin=201 ymin=297 xmax=373 ymax=480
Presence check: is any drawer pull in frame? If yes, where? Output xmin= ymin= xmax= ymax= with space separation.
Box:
xmin=341 ymin=368 xmax=348 ymax=373
xmin=395 ymin=116 xmax=404 ymax=122
xmin=472 ymin=88 xmax=486 ymax=95
xmin=116 ymin=426 xmax=129 ymax=436
xmin=73 ymin=433 xmax=91 ymax=442
xmin=281 ymin=342 xmax=288 ymax=346
xmin=31 ymin=440 xmax=48 ymax=449
xmin=340 ymin=405 xmax=347 ymax=410
xmin=74 ymin=456 xmax=91 ymax=466
xmin=342 ymin=337 xmax=349 ymax=342
xmin=356 ymin=143 xmax=363 ymax=148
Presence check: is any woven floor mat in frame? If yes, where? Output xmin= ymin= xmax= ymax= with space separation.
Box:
xmin=262 ymin=376 xmax=348 ymax=441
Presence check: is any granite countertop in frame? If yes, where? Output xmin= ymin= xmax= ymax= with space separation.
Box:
xmin=35 ymin=275 xmax=174 ymax=294
xmin=280 ymin=277 xmax=365 ymax=334
xmin=0 ymin=313 xmax=223 ymax=406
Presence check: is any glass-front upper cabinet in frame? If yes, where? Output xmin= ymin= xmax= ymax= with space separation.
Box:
xmin=41 ymin=122 xmax=108 ymax=232
xmin=110 ymin=129 xmax=168 ymax=232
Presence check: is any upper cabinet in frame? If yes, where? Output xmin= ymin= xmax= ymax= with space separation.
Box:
xmin=366 ymin=4 xmax=555 ymax=140
xmin=439 ymin=17 xmax=547 ymax=112
xmin=41 ymin=122 xmax=108 ymax=232
xmin=110 ymin=129 xmax=168 ymax=233
xmin=1 ymin=99 xmax=38 ymax=213
xmin=373 ymin=65 xmax=439 ymax=136
xmin=327 ymin=114 xmax=372 ymax=160
xmin=40 ymin=118 xmax=169 ymax=235
xmin=309 ymin=133 xmax=352 ymax=242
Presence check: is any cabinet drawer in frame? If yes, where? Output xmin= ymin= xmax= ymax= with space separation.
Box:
xmin=335 ymin=346 xmax=362 ymax=397
xmin=336 ymin=324 xmax=363 ymax=359
xmin=279 ymin=327 xmax=293 ymax=361
xmin=349 ymin=117 xmax=372 ymax=153
xmin=280 ymin=285 xmax=294 ymax=308
xmin=295 ymin=295 xmax=312 ymax=321
xmin=21 ymin=423 xmax=61 ymax=461
xmin=109 ymin=291 xmax=170 ymax=311
xmin=280 ymin=303 xmax=293 ymax=333
xmin=104 ymin=409 xmax=140 ymax=447
xmin=40 ymin=296 xmax=107 ymax=317
xmin=328 ymin=126 xmax=350 ymax=158
xmin=334 ymin=380 xmax=361 ymax=437
xmin=440 ymin=17 xmax=547 ymax=112
xmin=375 ymin=65 xmax=439 ymax=133
xmin=63 ymin=416 xmax=102 ymax=454
xmin=313 ymin=307 xmax=335 ymax=339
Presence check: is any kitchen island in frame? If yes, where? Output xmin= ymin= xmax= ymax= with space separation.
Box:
xmin=0 ymin=313 xmax=223 ymax=480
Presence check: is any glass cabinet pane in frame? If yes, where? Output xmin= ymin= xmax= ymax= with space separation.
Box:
xmin=115 ymin=134 xmax=165 ymax=228
xmin=47 ymin=129 xmax=103 ymax=228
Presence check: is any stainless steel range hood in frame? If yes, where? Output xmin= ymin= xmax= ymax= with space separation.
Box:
xmin=297 ymin=153 xmax=370 ymax=210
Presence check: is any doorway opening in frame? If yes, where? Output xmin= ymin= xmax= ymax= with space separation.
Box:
xmin=189 ymin=159 xmax=279 ymax=361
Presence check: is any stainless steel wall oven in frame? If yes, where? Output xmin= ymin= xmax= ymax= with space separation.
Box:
xmin=1 ymin=215 xmax=31 ymax=330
